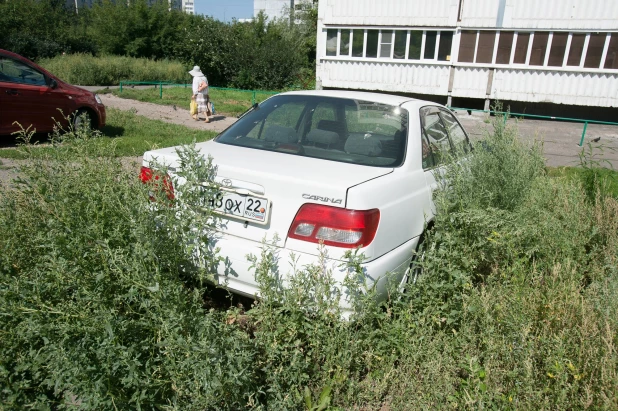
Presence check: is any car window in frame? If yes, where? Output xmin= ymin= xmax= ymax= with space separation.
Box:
xmin=439 ymin=109 xmax=471 ymax=155
xmin=420 ymin=109 xmax=452 ymax=166
xmin=0 ymin=57 xmax=46 ymax=86
xmin=246 ymin=101 xmax=305 ymax=141
xmin=421 ymin=133 xmax=435 ymax=169
xmin=216 ymin=95 xmax=408 ymax=168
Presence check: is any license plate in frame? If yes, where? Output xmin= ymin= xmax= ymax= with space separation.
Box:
xmin=206 ymin=188 xmax=270 ymax=224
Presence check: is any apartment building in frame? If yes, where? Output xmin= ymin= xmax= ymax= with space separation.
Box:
xmin=316 ymin=0 xmax=618 ymax=111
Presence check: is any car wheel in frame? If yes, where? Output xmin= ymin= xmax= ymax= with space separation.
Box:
xmin=402 ymin=236 xmax=430 ymax=291
xmin=73 ymin=110 xmax=92 ymax=132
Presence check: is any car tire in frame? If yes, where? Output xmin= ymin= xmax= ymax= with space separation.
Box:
xmin=402 ymin=235 xmax=429 ymax=292
xmin=73 ymin=109 xmax=93 ymax=132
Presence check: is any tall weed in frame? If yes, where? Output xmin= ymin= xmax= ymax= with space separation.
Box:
xmin=0 ymin=124 xmax=260 ymax=408
xmin=0 ymin=108 xmax=617 ymax=409
xmin=39 ymin=54 xmax=188 ymax=86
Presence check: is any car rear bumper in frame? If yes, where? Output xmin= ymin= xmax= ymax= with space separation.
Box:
xmin=210 ymin=232 xmax=419 ymax=313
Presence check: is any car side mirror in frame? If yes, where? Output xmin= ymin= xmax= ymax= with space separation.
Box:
xmin=49 ymin=79 xmax=58 ymax=89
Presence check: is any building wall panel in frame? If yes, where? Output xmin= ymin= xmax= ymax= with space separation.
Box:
xmin=318 ymin=61 xmax=451 ymax=95
xmin=491 ymin=69 xmax=618 ymax=106
xmin=451 ymin=67 xmax=491 ymax=98
xmin=460 ymin=0 xmax=618 ymax=30
xmin=321 ymin=0 xmax=459 ymax=27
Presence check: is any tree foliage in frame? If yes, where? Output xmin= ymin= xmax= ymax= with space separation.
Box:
xmin=0 ymin=0 xmax=317 ymax=89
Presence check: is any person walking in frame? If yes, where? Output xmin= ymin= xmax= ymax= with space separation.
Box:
xmin=189 ymin=65 xmax=210 ymax=123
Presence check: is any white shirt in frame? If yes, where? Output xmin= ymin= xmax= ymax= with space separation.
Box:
xmin=192 ymin=76 xmax=208 ymax=95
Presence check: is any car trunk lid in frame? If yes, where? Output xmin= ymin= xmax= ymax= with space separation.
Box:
xmin=143 ymin=140 xmax=392 ymax=245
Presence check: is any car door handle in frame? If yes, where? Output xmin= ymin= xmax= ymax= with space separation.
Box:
xmin=5 ymin=89 xmax=20 ymax=96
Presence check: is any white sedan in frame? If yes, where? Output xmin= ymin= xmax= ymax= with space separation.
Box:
xmin=141 ymin=90 xmax=472 ymax=311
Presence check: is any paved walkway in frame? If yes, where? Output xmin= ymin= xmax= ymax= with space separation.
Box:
xmin=455 ymin=111 xmax=618 ymax=168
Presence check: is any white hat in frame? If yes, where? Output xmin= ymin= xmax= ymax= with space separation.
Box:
xmin=188 ymin=65 xmax=204 ymax=77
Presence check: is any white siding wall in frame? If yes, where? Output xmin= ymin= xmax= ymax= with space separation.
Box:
xmin=462 ymin=0 xmax=618 ymax=30
xmin=318 ymin=0 xmax=459 ymax=27
xmin=491 ymin=70 xmax=618 ymax=106
xmin=319 ymin=60 xmax=451 ymax=95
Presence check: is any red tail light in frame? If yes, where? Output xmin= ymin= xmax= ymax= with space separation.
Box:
xmin=139 ymin=166 xmax=175 ymax=200
xmin=288 ymin=204 xmax=380 ymax=248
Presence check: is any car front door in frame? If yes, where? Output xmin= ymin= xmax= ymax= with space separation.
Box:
xmin=0 ymin=55 xmax=71 ymax=135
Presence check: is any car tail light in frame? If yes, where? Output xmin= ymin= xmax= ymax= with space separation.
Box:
xmin=139 ymin=166 xmax=175 ymax=200
xmin=288 ymin=204 xmax=380 ymax=248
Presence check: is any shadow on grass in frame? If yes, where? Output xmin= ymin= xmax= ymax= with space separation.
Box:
xmin=101 ymin=125 xmax=125 ymax=137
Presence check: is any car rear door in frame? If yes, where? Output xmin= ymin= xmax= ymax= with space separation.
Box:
xmin=0 ymin=54 xmax=71 ymax=134
xmin=419 ymin=106 xmax=473 ymax=213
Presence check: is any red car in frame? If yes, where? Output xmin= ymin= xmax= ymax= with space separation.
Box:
xmin=0 ymin=49 xmax=106 ymax=135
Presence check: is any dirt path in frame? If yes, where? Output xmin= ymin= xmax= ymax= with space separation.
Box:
xmin=100 ymin=94 xmax=238 ymax=133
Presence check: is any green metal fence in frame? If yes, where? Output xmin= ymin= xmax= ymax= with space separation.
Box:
xmin=449 ymin=107 xmax=618 ymax=147
xmin=118 ymin=81 xmax=278 ymax=105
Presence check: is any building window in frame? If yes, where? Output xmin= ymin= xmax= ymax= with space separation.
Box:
xmin=584 ymin=33 xmax=606 ymax=68
xmin=380 ymin=31 xmax=393 ymax=58
xmin=604 ymin=34 xmax=618 ymax=69
xmin=340 ymin=30 xmax=350 ymax=56
xmin=394 ymin=31 xmax=407 ymax=59
xmin=476 ymin=31 xmax=496 ymax=63
xmin=321 ymin=27 xmax=452 ymax=64
xmin=366 ymin=30 xmax=379 ymax=58
xmin=529 ymin=32 xmax=549 ymax=66
xmin=438 ymin=32 xmax=453 ymax=61
xmin=496 ymin=31 xmax=514 ymax=64
xmin=548 ymin=32 xmax=568 ymax=67
xmin=326 ymin=29 xmax=337 ymax=56
xmin=458 ymin=30 xmax=476 ymax=63
xmin=408 ymin=30 xmax=423 ymax=60
xmin=513 ymin=33 xmax=530 ymax=64
xmin=424 ymin=31 xmax=437 ymax=59
xmin=352 ymin=29 xmax=364 ymax=57
xmin=567 ymin=33 xmax=586 ymax=66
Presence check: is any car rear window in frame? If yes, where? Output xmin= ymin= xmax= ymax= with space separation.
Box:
xmin=215 ymin=95 xmax=408 ymax=168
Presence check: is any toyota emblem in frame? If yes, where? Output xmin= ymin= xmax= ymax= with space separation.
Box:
xmin=221 ymin=178 xmax=233 ymax=187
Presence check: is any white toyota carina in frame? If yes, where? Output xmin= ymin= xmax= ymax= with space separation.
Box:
xmin=141 ymin=90 xmax=472 ymax=311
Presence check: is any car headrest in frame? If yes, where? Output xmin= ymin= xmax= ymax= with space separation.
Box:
xmin=306 ymin=129 xmax=339 ymax=146
xmin=317 ymin=119 xmax=345 ymax=135
xmin=264 ymin=125 xmax=297 ymax=143
xmin=345 ymin=133 xmax=382 ymax=156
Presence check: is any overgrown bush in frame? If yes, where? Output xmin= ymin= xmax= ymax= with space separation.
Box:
xmin=0 ymin=124 xmax=262 ymax=408
xmin=39 ymin=54 xmax=188 ymax=86
xmin=1 ymin=110 xmax=617 ymax=409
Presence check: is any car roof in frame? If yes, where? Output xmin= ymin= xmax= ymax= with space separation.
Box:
xmin=279 ymin=89 xmax=441 ymax=110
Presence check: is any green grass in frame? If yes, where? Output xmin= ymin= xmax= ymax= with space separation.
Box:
xmin=0 ymin=108 xmax=218 ymax=159
xmin=107 ymin=86 xmax=278 ymax=117
xmin=548 ymin=166 xmax=618 ymax=198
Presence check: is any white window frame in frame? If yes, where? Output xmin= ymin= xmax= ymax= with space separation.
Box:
xmin=492 ymin=31 xmax=500 ymax=64
xmin=600 ymin=32 xmax=611 ymax=69
xmin=544 ymin=32 xmax=553 ymax=67
xmin=562 ymin=33 xmax=573 ymax=67
xmin=580 ymin=34 xmax=590 ymax=68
